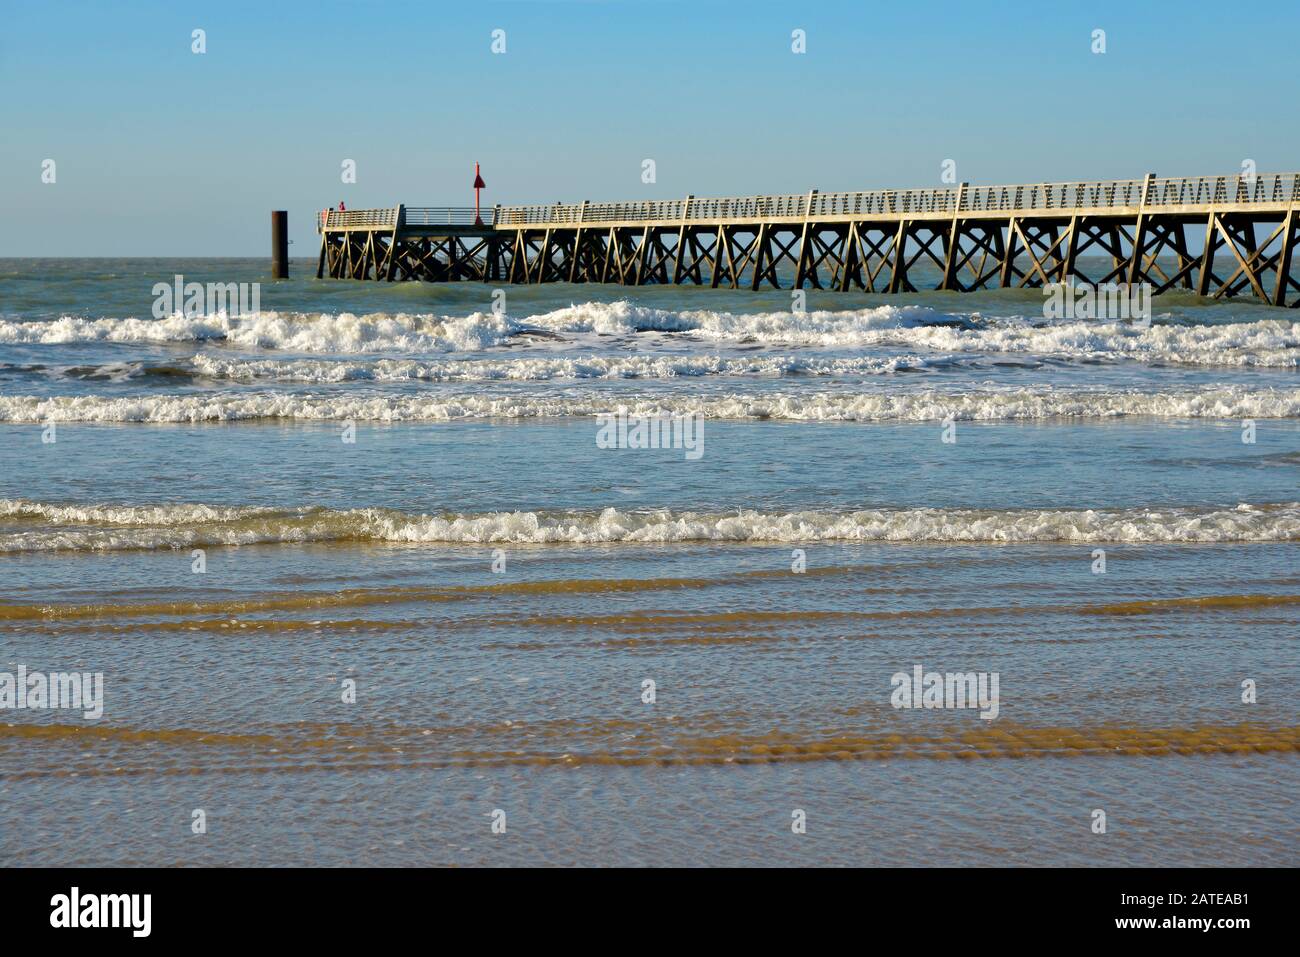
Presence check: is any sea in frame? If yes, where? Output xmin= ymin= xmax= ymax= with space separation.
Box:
xmin=0 ymin=257 xmax=1296 ymax=866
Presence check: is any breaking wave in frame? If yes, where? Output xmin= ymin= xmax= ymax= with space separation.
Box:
xmin=1 ymin=385 xmax=1298 ymax=423
xmin=2 ymin=499 xmax=1296 ymax=550
xmin=0 ymin=303 xmax=1296 ymax=365
xmin=0 ymin=311 xmax=517 ymax=353
xmin=188 ymin=352 xmax=972 ymax=382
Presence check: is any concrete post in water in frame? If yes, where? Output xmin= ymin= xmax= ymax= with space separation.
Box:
xmin=271 ymin=210 xmax=289 ymax=278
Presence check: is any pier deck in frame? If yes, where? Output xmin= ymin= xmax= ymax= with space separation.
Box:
xmin=316 ymin=172 xmax=1300 ymax=305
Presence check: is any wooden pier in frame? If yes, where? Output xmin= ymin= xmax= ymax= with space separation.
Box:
xmin=316 ymin=172 xmax=1300 ymax=306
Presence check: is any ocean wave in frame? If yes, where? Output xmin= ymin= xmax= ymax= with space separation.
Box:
xmin=0 ymin=303 xmax=1295 ymax=365
xmin=1 ymin=499 xmax=1296 ymax=550
xmin=0 ymin=360 xmax=197 ymax=383
xmin=0 ymin=311 xmax=518 ymax=353
xmin=188 ymin=352 xmax=967 ymax=382
xmin=522 ymin=300 xmax=959 ymax=342
xmin=1 ymin=303 xmax=932 ymax=352
xmin=1 ymin=386 xmax=1297 ymax=423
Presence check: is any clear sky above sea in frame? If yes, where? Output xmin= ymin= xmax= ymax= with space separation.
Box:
xmin=2 ymin=0 xmax=1298 ymax=256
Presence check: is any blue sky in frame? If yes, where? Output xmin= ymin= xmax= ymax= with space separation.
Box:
xmin=2 ymin=0 xmax=1298 ymax=255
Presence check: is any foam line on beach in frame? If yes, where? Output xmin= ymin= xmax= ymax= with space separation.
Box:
xmin=1 ymin=499 xmax=1297 ymax=551
xmin=3 ymin=384 xmax=1300 ymax=423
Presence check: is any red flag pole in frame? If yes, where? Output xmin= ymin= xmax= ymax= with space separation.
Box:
xmin=473 ymin=162 xmax=487 ymax=225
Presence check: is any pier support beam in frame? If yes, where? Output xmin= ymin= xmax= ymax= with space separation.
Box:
xmin=1275 ymin=208 xmax=1297 ymax=306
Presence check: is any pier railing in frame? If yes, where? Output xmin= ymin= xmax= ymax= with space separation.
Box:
xmin=490 ymin=172 xmax=1300 ymax=226
xmin=317 ymin=207 xmax=401 ymax=231
xmin=318 ymin=206 xmax=486 ymax=230
xmin=404 ymin=207 xmax=484 ymax=226
xmin=319 ymin=172 xmax=1300 ymax=232
xmin=1146 ymin=173 xmax=1300 ymax=207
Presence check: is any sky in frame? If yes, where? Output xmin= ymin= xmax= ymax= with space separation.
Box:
xmin=2 ymin=0 xmax=1298 ymax=256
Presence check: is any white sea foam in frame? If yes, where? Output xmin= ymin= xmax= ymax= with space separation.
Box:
xmin=2 ymin=386 xmax=1297 ymax=424
xmin=0 ymin=303 xmax=937 ymax=352
xmin=1 ymin=304 xmax=1295 ymax=366
xmin=189 ymin=352 xmax=963 ymax=382
xmin=2 ymin=499 xmax=1295 ymax=550
xmin=519 ymin=300 xmax=946 ymax=343
xmin=894 ymin=316 xmax=1300 ymax=367
xmin=0 ymin=311 xmax=518 ymax=353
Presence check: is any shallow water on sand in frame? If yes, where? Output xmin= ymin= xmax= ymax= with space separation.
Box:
xmin=0 ymin=259 xmax=1296 ymax=865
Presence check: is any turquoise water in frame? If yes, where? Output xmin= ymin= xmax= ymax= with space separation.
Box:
xmin=0 ymin=258 xmax=1296 ymax=865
